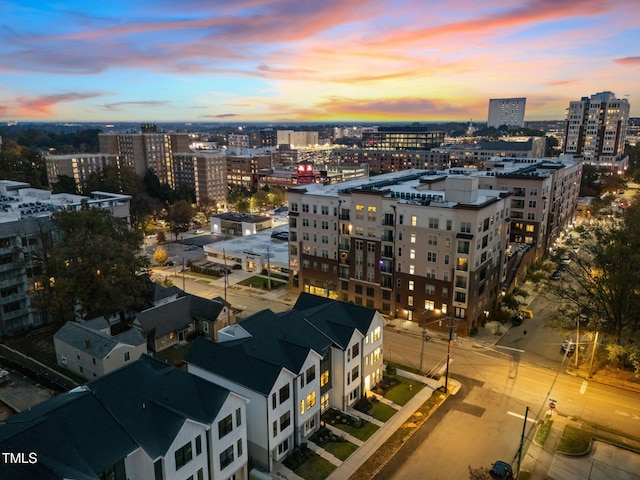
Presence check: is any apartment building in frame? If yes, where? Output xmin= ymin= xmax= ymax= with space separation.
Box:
xmin=173 ymin=151 xmax=227 ymax=207
xmin=185 ymin=293 xmax=384 ymax=473
xmin=0 ymin=180 xmax=132 ymax=336
xmin=332 ymin=148 xmax=451 ymax=174
xmin=287 ymin=162 xmax=581 ymax=335
xmin=44 ymin=153 xmax=118 ymax=190
xmin=0 ymin=355 xmax=249 ymax=480
xmin=362 ymin=128 xmax=445 ymax=150
xmin=563 ymin=91 xmax=630 ymax=171
xmin=98 ymin=124 xmax=191 ymax=187
xmin=487 ymin=98 xmax=527 ymax=128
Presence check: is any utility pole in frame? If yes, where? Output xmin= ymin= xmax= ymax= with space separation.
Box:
xmin=588 ymin=331 xmax=600 ymax=378
xmin=444 ymin=318 xmax=454 ymax=394
xmin=266 ymin=247 xmax=271 ymax=290
xmin=516 ymin=406 xmax=529 ymax=475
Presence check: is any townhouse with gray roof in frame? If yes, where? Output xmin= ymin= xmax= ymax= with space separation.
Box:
xmin=0 ymin=355 xmax=249 ymax=480
xmin=185 ymin=293 xmax=384 ymax=473
xmin=53 ymin=318 xmax=147 ymax=380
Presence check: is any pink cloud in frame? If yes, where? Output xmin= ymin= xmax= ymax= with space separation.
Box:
xmin=614 ymin=56 xmax=640 ymax=66
xmin=10 ymin=92 xmax=104 ymax=117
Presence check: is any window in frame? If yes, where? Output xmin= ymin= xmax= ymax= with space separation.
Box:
xmin=427 ymin=252 xmax=437 ymax=262
xmin=218 ymin=414 xmax=233 ymax=438
xmin=321 ymin=393 xmax=330 ymax=410
xmin=220 ymin=445 xmax=234 ymax=469
xmin=321 ymin=221 xmax=329 ymax=230
xmin=352 ymin=343 xmax=359 ymax=357
xmin=306 ymin=391 xmax=316 ymax=409
xmin=273 ymin=421 xmax=277 ymax=437
xmin=237 ymin=439 xmax=243 ymax=458
xmin=428 ymin=235 xmax=437 ymax=246
xmin=196 ymin=435 xmax=202 ymax=455
xmin=302 ymin=204 xmax=309 ymax=213
xmin=280 ymin=411 xmax=291 ymax=430
xmin=321 ymin=370 xmax=329 ymax=387
xmin=425 ymin=284 xmax=435 ymax=295
xmin=278 ymin=439 xmax=289 ymax=455
xmin=272 ymin=393 xmax=276 ymax=409
xmin=411 ymin=215 xmax=417 ymax=226
xmin=460 ymin=222 xmax=471 ymax=233
xmin=455 ymin=291 xmax=467 ymax=303
xmin=321 ymin=206 xmax=329 ymax=215
xmin=429 ymin=218 xmax=439 ymax=229
xmin=124 ymin=351 xmax=130 ymax=362
xmin=235 ymin=408 xmax=242 ymax=427
xmin=300 ymin=399 xmax=305 ymax=415
xmin=408 ymin=280 xmax=414 ymax=291
xmin=372 ymin=327 xmax=381 ymax=341
xmin=528 ymin=200 xmax=537 ymax=208
xmin=410 ymin=233 xmax=416 ymax=243
xmin=424 ymin=300 xmax=434 ymax=310
xmin=279 ymin=384 xmax=290 ymax=403
xmin=352 ymin=366 xmax=359 ymax=381
xmin=408 ymin=295 xmax=414 ymax=306
xmin=457 ymin=241 xmax=470 ymax=254
xmin=175 ymin=442 xmax=193 ymax=470
xmin=306 ymin=365 xmax=316 ymax=383
xmin=410 ymin=249 xmax=415 ymax=259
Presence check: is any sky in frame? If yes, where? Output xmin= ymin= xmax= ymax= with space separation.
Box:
xmin=1 ymin=0 xmax=639 ymax=124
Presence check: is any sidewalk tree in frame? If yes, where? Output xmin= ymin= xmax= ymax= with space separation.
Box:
xmin=546 ymin=204 xmax=640 ymax=368
xmin=166 ymin=200 xmax=193 ymax=239
xmin=34 ymin=207 xmax=147 ymax=323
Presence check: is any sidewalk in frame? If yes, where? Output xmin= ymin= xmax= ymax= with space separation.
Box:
xmin=326 ymin=372 xmax=459 ymax=480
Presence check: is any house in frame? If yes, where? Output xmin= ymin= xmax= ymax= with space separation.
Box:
xmin=53 ymin=318 xmax=147 ymax=380
xmin=185 ymin=293 xmax=384 ymax=472
xmin=133 ymin=294 xmax=232 ymax=352
xmin=0 ymin=355 xmax=249 ymax=480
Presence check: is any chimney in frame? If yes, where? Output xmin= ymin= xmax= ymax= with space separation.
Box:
xmin=84 ymin=339 xmax=91 ymax=349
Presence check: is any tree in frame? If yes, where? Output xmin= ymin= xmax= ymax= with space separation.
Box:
xmin=52 ymin=175 xmax=78 ymax=194
xmin=83 ymin=165 xmax=142 ymax=196
xmin=34 ymin=208 xmax=147 ymax=323
xmin=166 ymin=200 xmax=193 ymax=239
xmin=0 ymin=139 xmax=47 ymax=187
xmin=130 ymin=192 xmax=162 ymax=231
xmin=468 ymin=466 xmax=493 ymax=480
xmin=546 ymin=204 xmax=640 ymax=368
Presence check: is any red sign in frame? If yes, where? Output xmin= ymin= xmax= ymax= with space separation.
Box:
xmin=549 ymin=403 xmax=556 ymax=409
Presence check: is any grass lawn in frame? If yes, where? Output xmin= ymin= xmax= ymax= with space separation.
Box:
xmin=238 ymin=276 xmax=287 ymax=289
xmin=370 ymin=401 xmax=397 ymax=422
xmin=329 ymin=418 xmax=379 ymax=441
xmin=154 ymin=343 xmax=192 ymax=366
xmin=534 ymin=419 xmax=553 ymax=446
xmin=294 ymin=454 xmax=336 ymax=480
xmin=556 ymin=425 xmax=592 ymax=454
xmin=384 ymin=374 xmax=423 ymax=406
xmin=321 ymin=440 xmax=358 ymax=461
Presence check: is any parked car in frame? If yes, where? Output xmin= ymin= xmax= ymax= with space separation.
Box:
xmin=561 ymin=339 xmax=576 ymax=353
xmin=195 ymin=229 xmax=205 ymax=234
xmin=490 ymin=461 xmax=514 ymax=480
xmin=232 ymin=264 xmax=243 ymax=270
xmin=511 ymin=312 xmax=524 ymax=326
xmin=185 ymin=245 xmax=199 ymax=251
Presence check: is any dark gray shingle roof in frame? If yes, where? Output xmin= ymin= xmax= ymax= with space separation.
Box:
xmin=54 ymin=322 xmax=145 ymax=359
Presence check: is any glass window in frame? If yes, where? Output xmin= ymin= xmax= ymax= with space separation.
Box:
xmin=175 ymin=442 xmax=193 ymax=470
xmin=218 ymin=414 xmax=233 ymax=439
xmin=220 ymin=445 xmax=234 ymax=469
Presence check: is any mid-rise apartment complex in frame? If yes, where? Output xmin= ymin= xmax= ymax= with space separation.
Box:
xmin=98 ymin=124 xmax=191 ymax=187
xmin=287 ymin=159 xmax=581 ymax=335
xmin=487 ymin=98 xmax=526 ymax=128
xmin=0 ymin=180 xmax=132 ymax=336
xmin=44 ymin=153 xmax=118 ymax=189
xmin=563 ymin=91 xmax=630 ymax=171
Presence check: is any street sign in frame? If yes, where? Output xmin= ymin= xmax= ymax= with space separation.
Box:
xmin=549 ymin=403 xmax=556 ymax=409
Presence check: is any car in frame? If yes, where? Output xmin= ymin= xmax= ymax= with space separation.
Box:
xmin=489 ymin=460 xmax=514 ymax=480
xmin=511 ymin=313 xmax=523 ymax=326
xmin=195 ymin=229 xmax=205 ymax=234
xmin=232 ymin=264 xmax=242 ymax=270
xmin=561 ymin=339 xmax=576 ymax=353
xmin=163 ymin=261 xmax=175 ymax=266
xmin=619 ymin=190 xmax=625 ymax=194
xmin=185 ymin=245 xmax=199 ymax=251
xmin=146 ymin=233 xmax=157 ymax=238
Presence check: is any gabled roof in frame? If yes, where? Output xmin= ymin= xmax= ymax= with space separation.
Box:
xmin=0 ymin=356 xmax=232 ymax=479
xmin=138 ymin=274 xmax=183 ymax=310
xmin=186 ymin=336 xmax=285 ymax=395
xmin=135 ymin=294 xmax=225 ymax=338
xmin=186 ymin=296 xmax=377 ymax=395
xmin=293 ymin=293 xmax=378 ymax=348
xmin=54 ymin=321 xmax=145 ymax=359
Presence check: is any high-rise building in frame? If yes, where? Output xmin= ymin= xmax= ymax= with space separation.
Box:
xmin=563 ymin=91 xmax=630 ymax=171
xmin=487 ymin=98 xmax=526 ymax=128
xmin=98 ymin=124 xmax=190 ymax=187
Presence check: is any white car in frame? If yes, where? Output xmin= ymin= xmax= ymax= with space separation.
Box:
xmin=195 ymin=229 xmax=205 ymax=234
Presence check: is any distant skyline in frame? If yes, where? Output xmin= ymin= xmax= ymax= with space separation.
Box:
xmin=1 ymin=0 xmax=639 ymax=123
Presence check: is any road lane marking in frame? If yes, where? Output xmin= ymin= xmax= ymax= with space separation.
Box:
xmin=495 ymin=345 xmax=525 ymax=353
xmin=507 ymin=411 xmax=537 ymax=423
xmin=580 ymin=380 xmax=588 ymax=394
